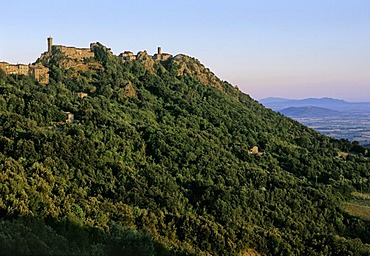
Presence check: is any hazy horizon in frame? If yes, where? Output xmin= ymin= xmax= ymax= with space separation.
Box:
xmin=1 ymin=0 xmax=369 ymax=102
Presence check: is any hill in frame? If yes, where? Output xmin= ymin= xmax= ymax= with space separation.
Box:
xmin=260 ymin=97 xmax=370 ymax=145
xmin=1 ymin=42 xmax=370 ymax=255
xmin=279 ymin=106 xmax=342 ymax=117
xmin=260 ymin=97 xmax=370 ymax=112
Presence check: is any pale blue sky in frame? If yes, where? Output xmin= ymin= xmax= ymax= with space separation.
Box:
xmin=1 ymin=0 xmax=369 ymax=101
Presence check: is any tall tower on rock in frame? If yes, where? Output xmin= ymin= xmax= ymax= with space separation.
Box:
xmin=47 ymin=37 xmax=53 ymax=53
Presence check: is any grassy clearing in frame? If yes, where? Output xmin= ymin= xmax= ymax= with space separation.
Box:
xmin=343 ymin=192 xmax=370 ymax=221
xmin=352 ymin=192 xmax=370 ymax=200
xmin=338 ymin=151 xmax=349 ymax=158
xmin=240 ymin=248 xmax=261 ymax=256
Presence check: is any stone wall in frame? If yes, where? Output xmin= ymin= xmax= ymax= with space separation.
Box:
xmin=153 ymin=53 xmax=172 ymax=61
xmin=53 ymin=45 xmax=94 ymax=60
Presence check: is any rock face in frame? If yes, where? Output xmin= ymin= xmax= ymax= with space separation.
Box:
xmin=123 ymin=81 xmax=137 ymax=98
xmin=90 ymin=42 xmax=113 ymax=56
xmin=136 ymin=50 xmax=156 ymax=73
xmin=172 ymin=54 xmax=223 ymax=91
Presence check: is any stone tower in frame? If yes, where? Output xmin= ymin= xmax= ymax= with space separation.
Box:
xmin=158 ymin=47 xmax=162 ymax=55
xmin=47 ymin=37 xmax=53 ymax=53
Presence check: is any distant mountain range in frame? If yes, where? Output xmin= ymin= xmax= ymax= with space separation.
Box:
xmin=260 ymin=97 xmax=370 ymax=145
xmin=279 ymin=106 xmax=341 ymax=117
xmin=259 ymin=97 xmax=370 ymax=113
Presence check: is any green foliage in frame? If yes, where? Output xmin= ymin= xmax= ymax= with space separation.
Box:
xmin=0 ymin=218 xmax=173 ymax=256
xmin=0 ymin=47 xmax=370 ymax=255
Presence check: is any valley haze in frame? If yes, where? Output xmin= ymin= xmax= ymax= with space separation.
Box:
xmin=260 ymin=97 xmax=370 ymax=146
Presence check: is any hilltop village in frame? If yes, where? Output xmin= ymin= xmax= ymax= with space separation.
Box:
xmin=0 ymin=62 xmax=49 ymax=85
xmin=120 ymin=46 xmax=172 ymax=62
xmin=0 ymin=37 xmax=172 ymax=85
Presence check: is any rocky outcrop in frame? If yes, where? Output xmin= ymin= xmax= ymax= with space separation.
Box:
xmin=172 ymin=54 xmax=223 ymax=91
xmin=123 ymin=81 xmax=137 ymax=98
xmin=136 ymin=51 xmax=156 ymax=73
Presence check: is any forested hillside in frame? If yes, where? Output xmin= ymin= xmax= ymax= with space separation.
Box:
xmin=0 ymin=43 xmax=370 ymax=255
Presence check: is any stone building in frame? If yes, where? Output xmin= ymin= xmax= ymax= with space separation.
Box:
xmin=16 ymin=64 xmax=30 ymax=75
xmin=118 ymin=47 xmax=173 ymax=63
xmin=0 ymin=37 xmax=99 ymax=85
xmin=0 ymin=61 xmax=49 ymax=84
xmin=0 ymin=62 xmax=29 ymax=75
xmin=119 ymin=51 xmax=136 ymax=61
xmin=248 ymin=146 xmax=264 ymax=156
xmin=77 ymin=92 xmax=88 ymax=98
xmin=47 ymin=36 xmax=94 ymax=61
xmin=65 ymin=112 xmax=74 ymax=123
xmin=153 ymin=47 xmax=172 ymax=61
xmin=52 ymin=45 xmax=94 ymax=61
xmin=248 ymin=146 xmax=259 ymax=155
xmin=29 ymin=64 xmax=49 ymax=85
xmin=47 ymin=37 xmax=53 ymax=53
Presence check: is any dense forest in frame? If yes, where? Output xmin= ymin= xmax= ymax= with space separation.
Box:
xmin=0 ymin=43 xmax=370 ymax=255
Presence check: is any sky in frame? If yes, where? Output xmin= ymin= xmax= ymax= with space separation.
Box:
xmin=1 ymin=0 xmax=369 ymax=101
